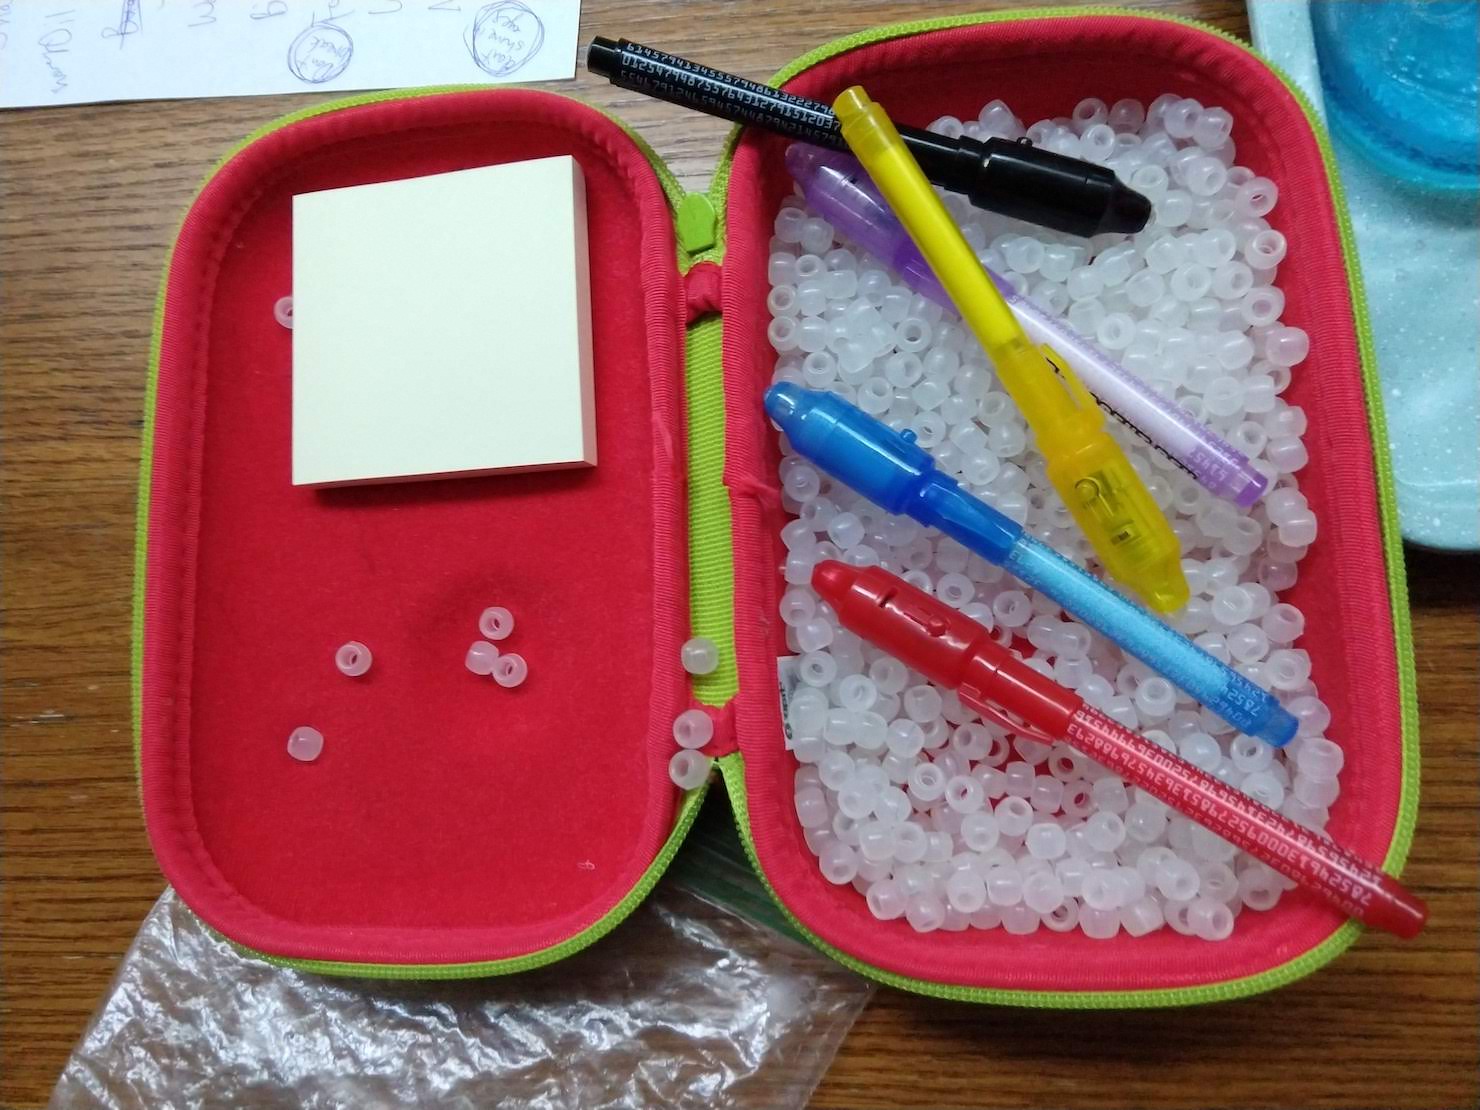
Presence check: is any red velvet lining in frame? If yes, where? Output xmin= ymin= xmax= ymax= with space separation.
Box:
xmin=723 ymin=15 xmax=1406 ymax=992
xmin=141 ymin=90 xmax=690 ymax=965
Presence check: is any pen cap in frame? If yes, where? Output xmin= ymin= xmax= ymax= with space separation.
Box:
xmin=812 ymin=560 xmax=985 ymax=690
xmin=813 ymin=562 xmax=1081 ymax=734
xmin=1035 ymin=407 xmax=1190 ymax=613
xmin=765 ymin=383 xmax=933 ymax=512
xmin=914 ymin=480 xmax=1023 ymax=564
xmin=585 ymin=36 xmax=623 ymax=78
xmin=893 ymin=124 xmax=1152 ymax=237
xmin=833 ymin=87 xmax=909 ymax=164
xmin=973 ymin=138 xmax=1153 ymax=238
xmin=831 ymin=89 xmax=1026 ymax=352
xmin=767 ymin=385 xmax=1023 ymax=563
xmin=1013 ymin=348 xmax=1188 ymax=613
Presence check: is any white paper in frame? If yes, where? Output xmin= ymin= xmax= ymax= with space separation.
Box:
xmin=0 ymin=0 xmax=581 ymax=109
xmin=291 ymin=158 xmax=595 ymax=486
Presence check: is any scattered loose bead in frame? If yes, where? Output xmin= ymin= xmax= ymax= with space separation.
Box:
xmin=673 ymin=708 xmax=714 ymax=750
xmin=335 ymin=641 xmax=372 ymax=677
xmin=478 ymin=606 xmax=514 ymax=641
xmin=274 ymin=295 xmax=294 ymax=329
xmin=465 ymin=641 xmax=500 ymax=676
xmin=681 ymin=636 xmax=720 ymax=675
xmin=669 ymin=750 xmax=712 ymax=790
xmin=492 ymin=652 xmax=528 ymax=688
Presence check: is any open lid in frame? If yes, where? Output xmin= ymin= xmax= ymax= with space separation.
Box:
xmin=137 ymin=88 xmax=703 ymax=970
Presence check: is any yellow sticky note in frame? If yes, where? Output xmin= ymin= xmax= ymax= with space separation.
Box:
xmin=291 ymin=157 xmax=594 ymax=487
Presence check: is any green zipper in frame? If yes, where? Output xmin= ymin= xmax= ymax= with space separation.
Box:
xmin=694 ymin=5 xmax=1421 ymax=1006
xmin=221 ymin=780 xmax=712 ymax=979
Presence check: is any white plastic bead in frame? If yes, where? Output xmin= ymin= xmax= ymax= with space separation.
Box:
xmin=994 ymin=796 xmax=1034 ymax=839
xmin=959 ymin=811 xmax=1000 ymax=852
xmin=1120 ymin=897 xmax=1164 ymax=937
xmin=1264 ymin=326 xmax=1311 ymax=368
xmin=465 ymin=641 xmax=499 ymax=676
xmin=669 ymin=750 xmax=711 ymax=790
xmin=1185 ymin=156 xmax=1227 ymax=197
xmin=478 ymin=606 xmax=514 ymax=641
xmin=1234 ymin=176 xmax=1279 ymax=217
xmin=1156 ymin=856 xmax=1201 ymax=901
xmin=866 ymin=879 xmax=907 ymax=920
xmin=1238 ymin=866 xmax=1283 ymax=911
xmin=287 ymin=726 xmax=324 ymax=763
xmin=681 ymin=636 xmax=720 ymax=675
xmin=795 ymin=786 xmax=829 ymax=828
xmin=1241 ymin=767 xmax=1286 ymax=809
xmin=1079 ymin=906 xmax=1120 ymax=939
xmin=1192 ymin=106 xmax=1233 ymax=149
xmin=492 ymin=652 xmax=528 ymax=688
xmin=1084 ymin=811 xmax=1127 ymax=852
xmin=1026 ymin=822 xmax=1068 ymax=860
xmin=904 ymin=890 xmax=946 ymax=932
xmin=819 ymin=839 xmax=860 ymax=884
xmin=1188 ymin=896 xmax=1236 ymax=940
xmin=1296 ymin=737 xmax=1345 ymax=781
xmin=1246 ymin=229 xmax=1288 ymax=268
xmin=335 ymin=641 xmax=372 ymax=677
xmin=1162 ymin=98 xmax=1200 ymax=139
xmin=673 ymin=709 xmax=714 ymax=750
xmin=945 ymin=868 xmax=988 ymax=913
xmin=1293 ymin=772 xmax=1340 ymax=809
xmin=795 ymin=618 xmax=834 ymax=653
xmin=1210 ymin=585 xmax=1254 ymax=626
xmin=1098 ymin=95 xmax=1140 ymax=129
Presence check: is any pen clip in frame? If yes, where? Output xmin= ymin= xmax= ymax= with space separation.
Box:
xmin=958 ymin=684 xmax=1057 ymax=745
xmin=1041 ymin=344 xmax=1098 ymax=415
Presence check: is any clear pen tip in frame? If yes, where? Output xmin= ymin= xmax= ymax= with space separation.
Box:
xmin=764 ymin=381 xmax=804 ymax=424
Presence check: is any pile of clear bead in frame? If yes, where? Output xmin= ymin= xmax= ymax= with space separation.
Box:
xmin=770 ymin=93 xmax=1332 ymax=941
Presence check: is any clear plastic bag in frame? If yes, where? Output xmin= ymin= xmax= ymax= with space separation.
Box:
xmin=51 ymin=817 xmax=872 ymax=1109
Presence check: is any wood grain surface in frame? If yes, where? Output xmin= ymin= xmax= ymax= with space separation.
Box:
xmin=2 ymin=2 xmax=1476 ymax=1107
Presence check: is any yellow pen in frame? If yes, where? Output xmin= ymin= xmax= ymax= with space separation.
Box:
xmin=832 ymin=86 xmax=1188 ymax=613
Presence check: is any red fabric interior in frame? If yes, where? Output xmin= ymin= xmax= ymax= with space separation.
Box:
xmin=141 ymin=90 xmax=690 ymax=965
xmin=722 ymin=15 xmax=1407 ymax=993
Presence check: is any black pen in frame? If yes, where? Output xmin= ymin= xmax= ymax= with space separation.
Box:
xmin=586 ymin=36 xmax=1152 ymax=238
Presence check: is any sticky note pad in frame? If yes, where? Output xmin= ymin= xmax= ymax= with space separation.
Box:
xmin=291 ymin=157 xmax=594 ymax=487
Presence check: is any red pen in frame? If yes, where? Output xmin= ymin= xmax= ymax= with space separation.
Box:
xmin=811 ymin=561 xmax=1427 ymax=939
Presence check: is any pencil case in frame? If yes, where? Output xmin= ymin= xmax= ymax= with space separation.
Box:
xmin=135 ymin=8 xmax=1419 ymax=1005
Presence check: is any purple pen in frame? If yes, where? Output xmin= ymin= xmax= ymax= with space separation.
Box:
xmin=784 ymin=143 xmax=1269 ymax=507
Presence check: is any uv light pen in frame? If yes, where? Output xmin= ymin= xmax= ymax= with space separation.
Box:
xmin=586 ymin=36 xmax=1152 ymax=238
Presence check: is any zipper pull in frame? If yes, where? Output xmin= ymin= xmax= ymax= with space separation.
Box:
xmin=676 ymin=193 xmax=717 ymax=254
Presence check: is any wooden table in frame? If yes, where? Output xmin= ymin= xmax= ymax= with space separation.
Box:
xmin=3 ymin=2 xmax=1476 ymax=1106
